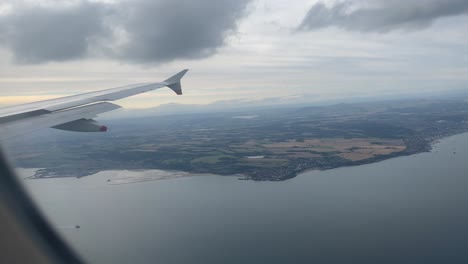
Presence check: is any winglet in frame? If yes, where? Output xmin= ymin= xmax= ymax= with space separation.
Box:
xmin=164 ymin=69 xmax=189 ymax=95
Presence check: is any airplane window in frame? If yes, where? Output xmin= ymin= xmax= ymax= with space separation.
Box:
xmin=2 ymin=1 xmax=468 ymax=263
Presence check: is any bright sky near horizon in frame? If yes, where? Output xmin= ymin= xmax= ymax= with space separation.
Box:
xmin=1 ymin=0 xmax=468 ymax=108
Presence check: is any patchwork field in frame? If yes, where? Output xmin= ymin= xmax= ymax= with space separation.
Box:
xmin=256 ymin=138 xmax=406 ymax=161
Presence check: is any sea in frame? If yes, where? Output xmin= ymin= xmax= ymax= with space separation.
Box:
xmin=17 ymin=132 xmax=468 ymax=264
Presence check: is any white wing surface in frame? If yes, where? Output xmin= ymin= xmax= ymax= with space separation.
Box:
xmin=0 ymin=69 xmax=188 ymax=141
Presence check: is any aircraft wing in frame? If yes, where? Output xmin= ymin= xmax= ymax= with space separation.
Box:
xmin=0 ymin=69 xmax=188 ymax=141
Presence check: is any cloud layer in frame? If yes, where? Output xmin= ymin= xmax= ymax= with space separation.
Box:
xmin=0 ymin=0 xmax=250 ymax=64
xmin=298 ymin=0 xmax=468 ymax=32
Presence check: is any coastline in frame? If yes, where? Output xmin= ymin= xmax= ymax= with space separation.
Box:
xmin=16 ymin=131 xmax=468 ymax=182
xmin=17 ymin=168 xmax=207 ymax=184
xmin=222 ymin=130 xmax=466 ymax=181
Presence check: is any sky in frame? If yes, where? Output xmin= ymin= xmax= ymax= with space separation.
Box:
xmin=0 ymin=0 xmax=468 ymax=108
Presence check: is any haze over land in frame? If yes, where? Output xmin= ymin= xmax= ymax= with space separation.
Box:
xmin=8 ymin=96 xmax=468 ymax=181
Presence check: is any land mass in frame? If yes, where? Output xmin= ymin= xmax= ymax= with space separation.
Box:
xmin=8 ymin=98 xmax=468 ymax=181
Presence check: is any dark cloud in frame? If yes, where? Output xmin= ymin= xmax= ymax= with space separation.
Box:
xmin=0 ymin=2 xmax=109 ymax=63
xmin=0 ymin=0 xmax=250 ymax=64
xmin=115 ymin=0 xmax=251 ymax=63
xmin=298 ymin=0 xmax=468 ymax=32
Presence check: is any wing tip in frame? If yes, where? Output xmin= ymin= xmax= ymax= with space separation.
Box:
xmin=164 ymin=69 xmax=189 ymax=85
xmin=165 ymin=69 xmax=188 ymax=95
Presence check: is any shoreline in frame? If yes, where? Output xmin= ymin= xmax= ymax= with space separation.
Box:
xmin=18 ymin=168 xmax=210 ymax=184
xmin=293 ymin=132 xmax=466 ymax=178
xmin=210 ymin=131 xmax=465 ymax=181
xmin=17 ymin=132 xmax=468 ymax=182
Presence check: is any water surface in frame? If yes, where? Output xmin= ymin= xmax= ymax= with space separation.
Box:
xmin=19 ymin=133 xmax=468 ymax=264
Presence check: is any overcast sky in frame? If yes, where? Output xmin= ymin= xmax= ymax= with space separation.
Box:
xmin=1 ymin=0 xmax=468 ymax=108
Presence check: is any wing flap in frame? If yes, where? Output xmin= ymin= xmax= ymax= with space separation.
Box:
xmin=52 ymin=119 xmax=108 ymax=132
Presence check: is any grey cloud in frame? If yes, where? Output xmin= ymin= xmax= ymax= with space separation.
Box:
xmin=115 ymin=0 xmax=251 ymax=63
xmin=0 ymin=2 xmax=109 ymax=63
xmin=298 ymin=0 xmax=468 ymax=32
xmin=0 ymin=0 xmax=250 ymax=64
